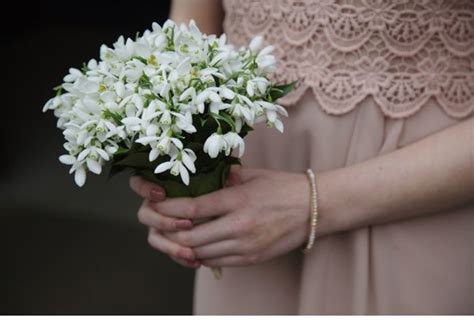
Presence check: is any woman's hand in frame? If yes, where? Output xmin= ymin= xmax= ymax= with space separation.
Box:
xmin=132 ymin=167 xmax=312 ymax=268
xmin=129 ymin=176 xmax=201 ymax=269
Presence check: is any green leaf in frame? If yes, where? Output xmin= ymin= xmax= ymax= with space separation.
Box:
xmin=118 ymin=155 xmax=240 ymax=198
xmin=210 ymin=112 xmax=236 ymax=132
xmin=269 ymin=81 xmax=297 ymax=101
xmin=134 ymin=56 xmax=148 ymax=64
xmin=81 ymin=62 xmax=89 ymax=74
xmin=102 ymin=109 xmax=122 ymax=124
xmin=111 ymin=151 xmax=152 ymax=169
xmin=54 ymin=85 xmax=63 ymax=96
xmin=114 ymin=146 xmax=130 ymax=155
xmin=239 ymin=123 xmax=254 ymax=138
xmin=138 ymin=73 xmax=153 ymax=89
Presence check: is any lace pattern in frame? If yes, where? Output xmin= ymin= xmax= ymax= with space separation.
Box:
xmin=223 ymin=0 xmax=474 ymax=118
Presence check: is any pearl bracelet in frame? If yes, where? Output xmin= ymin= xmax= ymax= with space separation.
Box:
xmin=302 ymin=168 xmax=319 ymax=254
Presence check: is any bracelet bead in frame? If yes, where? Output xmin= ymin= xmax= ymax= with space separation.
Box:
xmin=302 ymin=168 xmax=319 ymax=254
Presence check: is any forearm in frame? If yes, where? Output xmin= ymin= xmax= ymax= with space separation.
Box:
xmin=317 ymin=118 xmax=474 ymax=236
xmin=169 ymin=0 xmax=224 ymax=35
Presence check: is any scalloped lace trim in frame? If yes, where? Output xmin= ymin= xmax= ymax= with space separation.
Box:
xmin=223 ymin=0 xmax=474 ymax=118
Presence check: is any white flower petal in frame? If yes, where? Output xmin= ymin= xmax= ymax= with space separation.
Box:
xmin=136 ymin=136 xmax=159 ymax=145
xmin=181 ymin=152 xmax=196 ymax=173
xmin=274 ymin=118 xmax=284 ymax=133
xmin=121 ymin=117 xmax=142 ymax=126
xmin=196 ymin=91 xmax=209 ymax=104
xmin=179 ymin=163 xmax=190 ymax=185
xmin=275 ymin=104 xmax=289 ymax=117
xmin=197 ymin=103 xmax=205 ymax=113
xmin=258 ymin=45 xmax=274 ymax=56
xmin=249 ymin=36 xmax=263 ymax=52
xmin=95 ymin=148 xmax=110 ymax=161
xmin=267 ymin=109 xmax=277 ymax=122
xmin=87 ymin=158 xmax=102 ymax=175
xmin=74 ymin=166 xmax=87 ymax=187
xmin=171 ymin=137 xmax=183 ymax=150
xmin=59 ymin=155 xmax=76 ymax=165
xmin=149 ymin=148 xmax=160 ymax=162
xmin=179 ymin=87 xmax=195 ymax=101
xmin=219 ymin=86 xmax=235 ymax=100
xmin=238 ymin=140 xmax=245 ymax=157
xmin=154 ymin=161 xmax=174 ymax=174
xmin=246 ymin=82 xmax=254 ymax=96
xmin=77 ymin=149 xmax=90 ymax=162
xmin=208 ymin=92 xmax=221 ymax=103
xmin=146 ymin=124 xmax=159 ymax=136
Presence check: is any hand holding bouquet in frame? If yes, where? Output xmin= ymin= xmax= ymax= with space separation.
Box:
xmin=43 ymin=20 xmax=294 ymax=278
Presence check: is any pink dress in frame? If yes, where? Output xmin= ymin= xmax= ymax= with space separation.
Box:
xmin=193 ymin=0 xmax=474 ymax=314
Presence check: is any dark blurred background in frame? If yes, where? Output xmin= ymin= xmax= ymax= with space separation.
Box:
xmin=0 ymin=0 xmax=198 ymax=314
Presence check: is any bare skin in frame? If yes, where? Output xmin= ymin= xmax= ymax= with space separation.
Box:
xmin=169 ymin=0 xmax=224 ymax=35
xmin=130 ymin=1 xmax=474 ymax=269
xmin=130 ymin=118 xmax=474 ymax=268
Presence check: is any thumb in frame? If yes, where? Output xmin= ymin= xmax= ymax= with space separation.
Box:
xmin=238 ymin=166 xmax=267 ymax=183
xmin=225 ymin=164 xmax=242 ymax=187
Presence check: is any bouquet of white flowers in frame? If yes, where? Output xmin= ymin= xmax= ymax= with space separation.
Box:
xmin=43 ymin=20 xmax=294 ymax=278
xmin=44 ymin=19 xmax=293 ymax=195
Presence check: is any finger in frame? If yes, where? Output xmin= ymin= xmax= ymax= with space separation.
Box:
xmin=239 ymin=167 xmax=267 ymax=182
xmin=147 ymin=228 xmax=196 ymax=260
xmin=163 ymin=215 xmax=237 ymax=247
xmin=225 ymin=165 xmax=242 ymax=187
xmin=193 ymin=239 xmax=242 ymax=259
xmin=169 ymin=255 xmax=201 ymax=269
xmin=151 ymin=186 xmax=243 ymax=220
xmin=129 ymin=175 xmax=166 ymax=201
xmin=138 ymin=201 xmax=193 ymax=231
xmin=201 ymin=255 xmax=249 ymax=268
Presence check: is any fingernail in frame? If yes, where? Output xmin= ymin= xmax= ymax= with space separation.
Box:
xmin=180 ymin=249 xmax=195 ymax=260
xmin=185 ymin=259 xmax=200 ymax=268
xmin=150 ymin=188 xmax=165 ymax=201
xmin=175 ymin=220 xmax=193 ymax=230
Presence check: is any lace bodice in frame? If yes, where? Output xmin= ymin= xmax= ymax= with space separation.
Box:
xmin=223 ymin=0 xmax=474 ymax=118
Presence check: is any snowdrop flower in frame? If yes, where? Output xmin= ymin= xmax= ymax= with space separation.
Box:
xmin=246 ymin=77 xmax=270 ymax=97
xmin=59 ymin=154 xmax=87 ymax=187
xmin=224 ymin=131 xmax=245 ymax=157
xmin=249 ymin=36 xmax=264 ymax=52
xmin=42 ymin=96 xmax=62 ymax=112
xmin=113 ymin=36 xmax=136 ymax=61
xmin=174 ymin=111 xmax=197 ymax=133
xmin=121 ymin=99 xmax=160 ymax=133
xmin=254 ymin=101 xmax=288 ymax=133
xmin=228 ymin=102 xmax=253 ymax=124
xmin=157 ymin=130 xmax=183 ymax=153
xmin=154 ymin=148 xmax=196 ymax=185
xmin=204 ymin=132 xmax=229 ymax=158
xmin=63 ymin=68 xmax=83 ymax=83
xmin=256 ymin=45 xmax=277 ymax=74
xmin=197 ymin=87 xmax=221 ymax=105
xmin=58 ymin=144 xmax=109 ymax=187
xmin=219 ymin=85 xmax=235 ymax=100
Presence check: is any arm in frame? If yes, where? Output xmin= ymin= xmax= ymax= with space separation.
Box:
xmin=162 ymin=119 xmax=474 ymax=265
xmin=131 ymin=119 xmax=473 ymax=267
xmin=169 ymin=0 xmax=224 ymax=35
xmin=317 ymin=118 xmax=474 ymax=237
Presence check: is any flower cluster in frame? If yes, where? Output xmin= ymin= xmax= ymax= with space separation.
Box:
xmin=43 ymin=20 xmax=289 ymax=187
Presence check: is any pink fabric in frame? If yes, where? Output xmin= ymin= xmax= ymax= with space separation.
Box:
xmin=223 ymin=0 xmax=474 ymax=118
xmin=193 ymin=0 xmax=474 ymax=314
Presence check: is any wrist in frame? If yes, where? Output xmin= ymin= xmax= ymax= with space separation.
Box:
xmin=313 ymin=169 xmax=353 ymax=237
xmin=288 ymin=172 xmax=313 ymax=249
